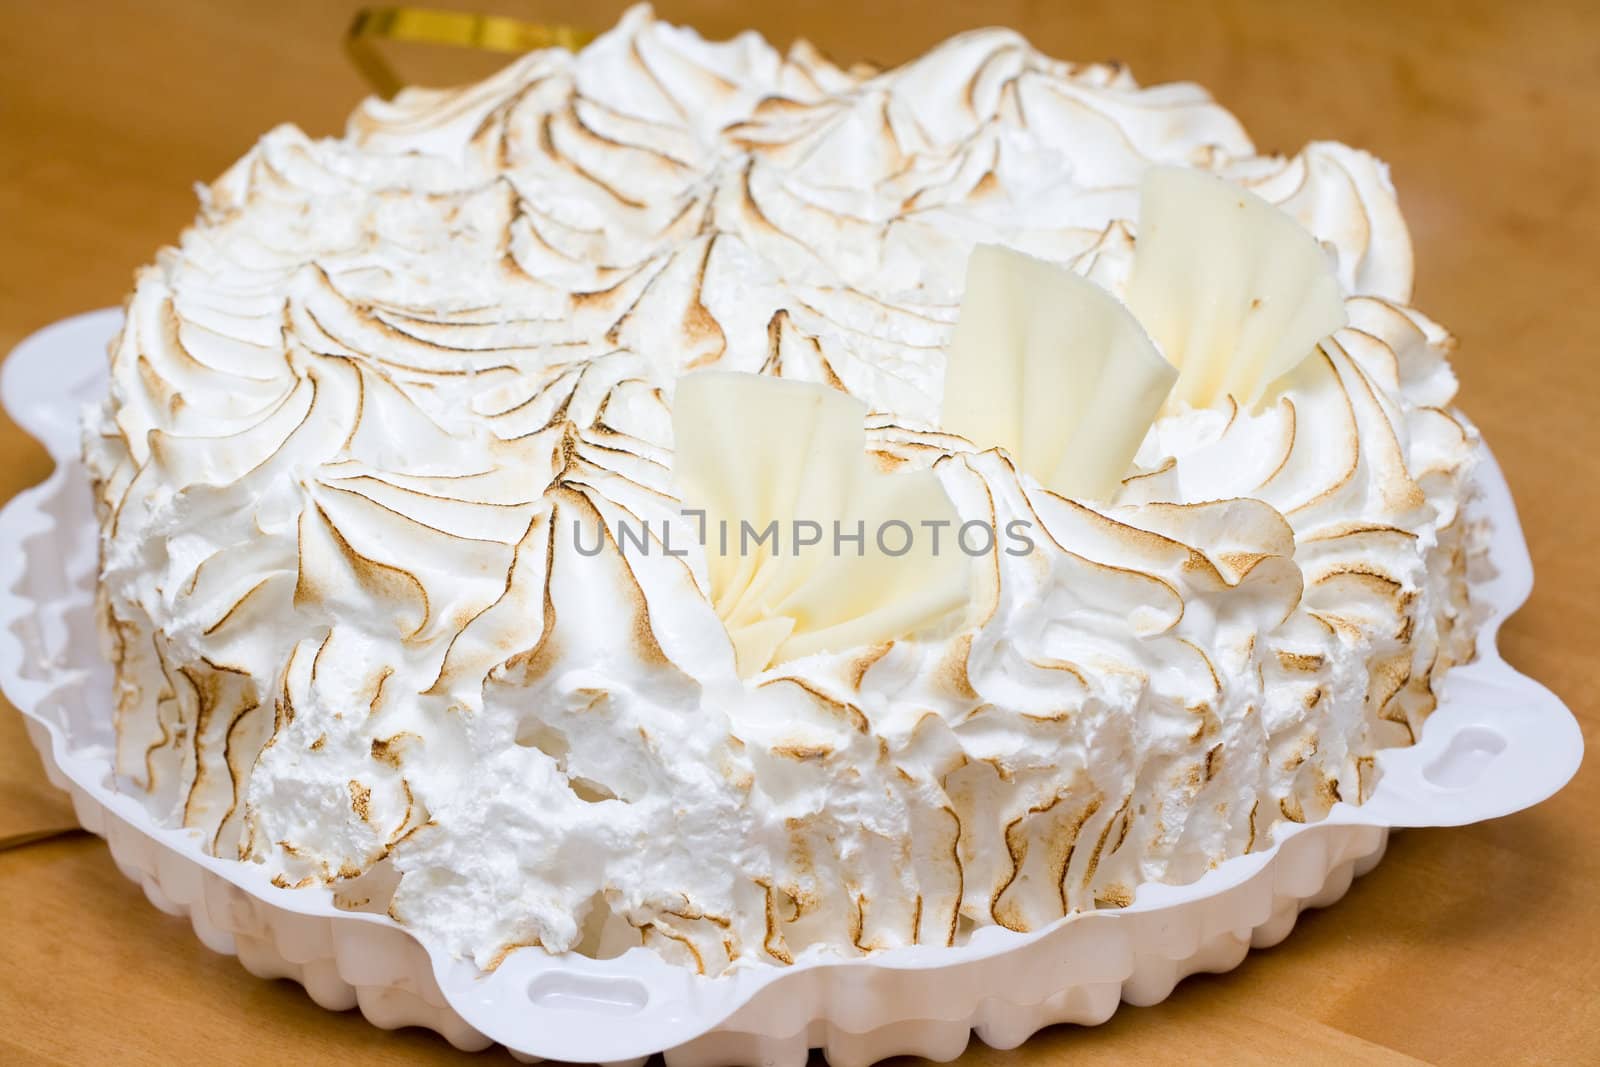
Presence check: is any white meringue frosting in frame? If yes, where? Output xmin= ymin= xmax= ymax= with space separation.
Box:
xmin=85 ymin=3 xmax=1482 ymax=976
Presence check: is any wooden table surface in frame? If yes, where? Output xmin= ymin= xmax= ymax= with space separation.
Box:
xmin=3 ymin=2 xmax=1596 ymax=1063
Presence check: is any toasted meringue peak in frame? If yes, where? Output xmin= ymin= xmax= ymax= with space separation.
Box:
xmin=943 ymin=244 xmax=1177 ymax=500
xmin=675 ymin=372 xmax=969 ymax=675
xmin=85 ymin=4 xmax=1480 ymax=976
xmin=1127 ymin=166 xmax=1349 ymax=409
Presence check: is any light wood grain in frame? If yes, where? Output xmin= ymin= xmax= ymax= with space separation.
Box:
xmin=2 ymin=2 xmax=1596 ymax=1063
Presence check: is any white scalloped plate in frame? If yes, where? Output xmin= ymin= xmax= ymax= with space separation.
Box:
xmin=1 ymin=310 xmax=1582 ymax=1066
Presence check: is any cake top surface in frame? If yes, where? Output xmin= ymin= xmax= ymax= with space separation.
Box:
xmin=88 ymin=4 xmax=1476 ymax=973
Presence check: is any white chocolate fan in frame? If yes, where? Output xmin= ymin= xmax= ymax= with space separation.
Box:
xmin=943 ymin=167 xmax=1348 ymax=499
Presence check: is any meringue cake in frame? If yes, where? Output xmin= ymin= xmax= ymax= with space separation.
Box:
xmin=85 ymin=4 xmax=1480 ymax=974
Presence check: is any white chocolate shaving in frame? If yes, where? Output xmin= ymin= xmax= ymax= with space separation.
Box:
xmin=673 ymin=372 xmax=970 ymax=676
xmin=1126 ymin=166 xmax=1349 ymax=409
xmin=942 ymin=244 xmax=1178 ymax=501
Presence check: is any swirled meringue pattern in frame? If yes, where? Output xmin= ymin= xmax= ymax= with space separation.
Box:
xmin=84 ymin=4 xmax=1480 ymax=975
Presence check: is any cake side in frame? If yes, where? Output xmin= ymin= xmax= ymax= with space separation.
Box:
xmin=83 ymin=5 xmax=1480 ymax=974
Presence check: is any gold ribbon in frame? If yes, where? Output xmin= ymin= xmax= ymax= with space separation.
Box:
xmin=346 ymin=7 xmax=595 ymax=99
